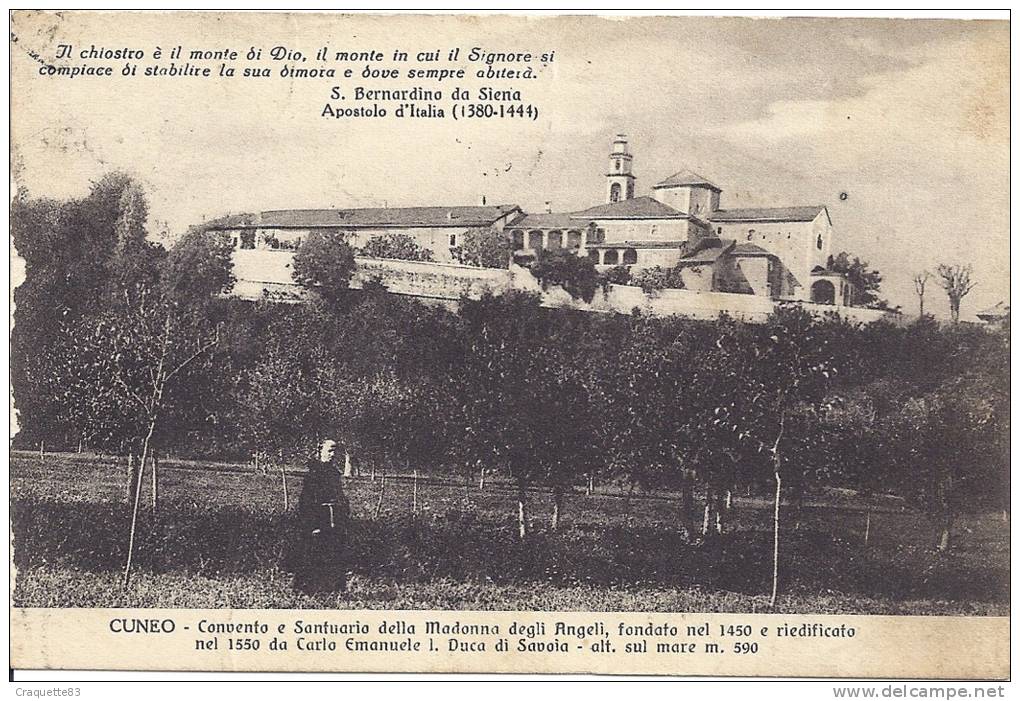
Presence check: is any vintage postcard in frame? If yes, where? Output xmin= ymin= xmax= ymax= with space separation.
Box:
xmin=9 ymin=11 xmax=1009 ymax=678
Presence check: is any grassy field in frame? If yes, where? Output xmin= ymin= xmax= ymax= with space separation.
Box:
xmin=10 ymin=452 xmax=1009 ymax=614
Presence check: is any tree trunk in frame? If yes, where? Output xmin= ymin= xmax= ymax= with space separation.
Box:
xmin=937 ymin=519 xmax=952 ymax=552
xmin=516 ymin=483 xmax=528 ymax=540
xmin=769 ymin=409 xmax=787 ymax=609
xmin=412 ymin=468 xmax=419 ymax=516
xmin=150 ymin=453 xmax=158 ymax=517
xmin=280 ymin=463 xmax=289 ymax=510
xmin=725 ymin=490 xmax=732 ymax=510
xmin=39 ymin=441 xmax=45 ymax=463
xmin=372 ymin=474 xmax=387 ymax=519
xmin=770 ymin=470 xmax=782 ymax=608
xmin=864 ymin=508 xmax=871 ymax=546
xmin=371 ymin=463 xmax=376 ymax=482
xmin=254 ymin=450 xmax=259 ymax=474
xmin=125 ymin=453 xmax=138 ymax=504
xmin=701 ymin=485 xmax=714 ymax=537
xmin=479 ymin=466 xmax=485 ymax=490
xmin=551 ymin=487 xmax=564 ymax=530
xmin=713 ymin=489 xmax=725 ymax=535
xmin=343 ymin=451 xmax=353 ymax=478
xmin=124 ymin=420 xmax=157 ymax=587
xmin=680 ymin=470 xmax=695 ymax=538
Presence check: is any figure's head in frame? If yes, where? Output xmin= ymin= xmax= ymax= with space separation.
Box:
xmin=319 ymin=439 xmax=337 ymax=463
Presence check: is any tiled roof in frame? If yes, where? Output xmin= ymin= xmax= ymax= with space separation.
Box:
xmin=210 ymin=205 xmax=522 ymax=229
xmin=653 ymin=169 xmax=721 ymax=192
xmin=709 ymin=206 xmax=827 ymax=223
xmin=200 ymin=212 xmax=258 ymax=230
xmin=573 ymin=196 xmax=687 ymax=219
xmin=512 ymin=212 xmax=588 ymax=230
xmin=677 ymin=237 xmax=735 ymax=265
xmin=976 ymin=301 xmax=1010 ymax=320
xmin=731 ymin=243 xmax=776 ymax=257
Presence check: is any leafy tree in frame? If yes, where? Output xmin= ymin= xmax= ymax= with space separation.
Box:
xmin=529 ymin=248 xmax=601 ymax=303
xmin=162 ymin=227 xmax=236 ymax=304
xmin=706 ymin=309 xmax=843 ymax=605
xmin=105 ymin=182 xmax=164 ymax=295
xmin=292 ymin=230 xmax=358 ymax=304
xmin=451 ymin=291 xmax=588 ymax=537
xmin=12 ymin=173 xmax=148 ymax=447
xmin=237 ymin=342 xmax=324 ymax=465
xmin=881 ymin=325 xmax=1008 ymax=550
xmin=935 ymin=264 xmax=976 ymax=323
xmin=359 ymin=233 xmax=435 ymax=262
xmin=597 ymin=314 xmax=693 ymax=528
xmin=827 ymin=252 xmax=885 ymax=308
xmin=602 ymin=265 xmax=632 ymax=286
xmin=631 ymin=264 xmax=685 ymax=294
xmin=450 ymin=227 xmax=512 ymax=268
xmin=15 ymin=175 xmax=228 ymax=585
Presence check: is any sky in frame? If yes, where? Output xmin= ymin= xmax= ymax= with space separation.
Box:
xmin=10 ymin=12 xmax=1010 ymax=319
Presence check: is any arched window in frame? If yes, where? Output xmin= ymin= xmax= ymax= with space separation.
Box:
xmin=547 ymin=230 xmax=563 ymax=249
xmin=615 ymin=160 xmax=621 ymax=172
xmin=511 ymin=229 xmax=525 ymax=249
xmin=566 ymin=230 xmax=582 ymax=248
xmin=747 ymin=229 xmax=755 ymax=241
xmin=528 ymin=230 xmax=543 ymax=249
xmin=622 ymin=248 xmax=638 ymax=265
xmin=811 ymin=280 xmax=836 ymax=305
xmin=817 ymin=234 xmax=823 ymax=250
xmin=610 ymin=183 xmax=621 ymax=203
xmin=587 ymin=249 xmax=601 ymax=263
xmin=603 ymin=249 xmax=619 ymax=265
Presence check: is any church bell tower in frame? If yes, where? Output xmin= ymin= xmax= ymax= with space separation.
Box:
xmin=606 ymin=135 xmax=636 ymax=203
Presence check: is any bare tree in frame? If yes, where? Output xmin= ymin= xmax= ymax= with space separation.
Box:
xmin=936 ymin=264 xmax=977 ymax=323
xmin=913 ymin=271 xmax=931 ymax=318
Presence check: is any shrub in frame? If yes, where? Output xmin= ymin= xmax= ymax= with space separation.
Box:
xmin=450 ymin=228 xmax=512 ymax=269
xmin=602 ymin=265 xmax=632 ymax=286
xmin=291 ymin=230 xmax=357 ymax=304
xmin=529 ymin=248 xmax=601 ymax=302
xmin=631 ymin=265 xmax=685 ymax=294
xmin=359 ymin=233 xmax=434 ymax=262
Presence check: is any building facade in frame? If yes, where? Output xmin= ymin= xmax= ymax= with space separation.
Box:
xmin=211 ymin=135 xmax=852 ymax=307
xmin=509 ymin=135 xmax=850 ymax=305
xmin=209 ymin=204 xmax=523 ymax=266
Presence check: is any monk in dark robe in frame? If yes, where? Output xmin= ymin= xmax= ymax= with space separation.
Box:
xmin=293 ymin=439 xmax=351 ymax=594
